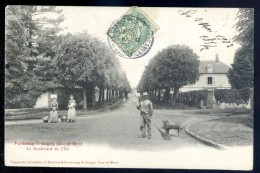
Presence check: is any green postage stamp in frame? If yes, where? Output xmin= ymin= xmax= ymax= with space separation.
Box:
xmin=107 ymin=7 xmax=159 ymax=59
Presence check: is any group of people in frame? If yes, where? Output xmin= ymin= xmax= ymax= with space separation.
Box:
xmin=45 ymin=95 xmax=77 ymax=123
xmin=45 ymin=92 xmax=154 ymax=140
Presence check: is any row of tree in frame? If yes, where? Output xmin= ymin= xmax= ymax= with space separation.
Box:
xmin=5 ymin=6 xmax=131 ymax=108
xmin=53 ymin=33 xmax=131 ymax=108
xmin=137 ymin=44 xmax=200 ymax=104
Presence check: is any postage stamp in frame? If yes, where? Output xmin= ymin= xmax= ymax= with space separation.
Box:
xmin=107 ymin=6 xmax=159 ymax=59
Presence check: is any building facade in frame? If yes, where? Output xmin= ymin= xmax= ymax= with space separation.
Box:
xmin=180 ymin=54 xmax=231 ymax=92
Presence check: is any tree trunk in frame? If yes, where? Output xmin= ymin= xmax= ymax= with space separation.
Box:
xmin=98 ymin=87 xmax=102 ymax=104
xmin=116 ymin=90 xmax=119 ymax=100
xmin=106 ymin=89 xmax=109 ymax=102
xmin=106 ymin=89 xmax=108 ymax=102
xmin=83 ymin=88 xmax=87 ymax=109
xmin=92 ymin=87 xmax=95 ymax=107
xmin=165 ymin=87 xmax=170 ymax=102
xmin=163 ymin=88 xmax=166 ymax=102
xmin=157 ymin=88 xmax=161 ymax=101
xmin=170 ymin=89 xmax=173 ymax=101
xmin=172 ymin=87 xmax=179 ymax=105
xmin=108 ymin=89 xmax=111 ymax=101
xmin=102 ymin=88 xmax=105 ymax=102
xmin=112 ymin=90 xmax=115 ymax=100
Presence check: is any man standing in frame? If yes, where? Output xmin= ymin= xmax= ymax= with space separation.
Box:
xmin=137 ymin=92 xmax=153 ymax=139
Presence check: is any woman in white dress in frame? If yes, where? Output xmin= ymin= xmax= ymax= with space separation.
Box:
xmin=49 ymin=98 xmax=58 ymax=123
xmin=67 ymin=95 xmax=76 ymax=122
xmin=123 ymin=96 xmax=126 ymax=106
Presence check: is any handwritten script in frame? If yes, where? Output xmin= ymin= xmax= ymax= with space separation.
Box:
xmin=178 ymin=10 xmax=234 ymax=51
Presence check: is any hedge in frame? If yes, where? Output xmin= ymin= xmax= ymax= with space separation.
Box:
xmin=177 ymin=90 xmax=208 ymax=106
xmin=214 ymin=88 xmax=250 ymax=104
xmin=177 ymin=88 xmax=250 ymax=106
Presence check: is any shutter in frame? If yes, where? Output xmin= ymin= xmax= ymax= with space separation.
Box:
xmin=205 ymin=76 xmax=208 ymax=85
xmin=213 ymin=77 xmax=216 ymax=85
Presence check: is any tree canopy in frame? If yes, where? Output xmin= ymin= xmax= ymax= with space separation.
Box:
xmin=227 ymin=46 xmax=254 ymax=89
xmin=137 ymin=44 xmax=200 ymax=104
xmin=5 ymin=6 xmax=131 ymax=108
xmin=53 ymin=32 xmax=131 ymax=92
xmin=234 ymin=8 xmax=254 ymax=49
xmin=227 ymin=8 xmax=254 ymax=91
xmin=5 ymin=6 xmax=64 ymax=108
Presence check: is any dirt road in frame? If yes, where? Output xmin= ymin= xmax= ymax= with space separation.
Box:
xmin=5 ymin=97 xmax=253 ymax=170
xmin=5 ymin=97 xmax=223 ymax=151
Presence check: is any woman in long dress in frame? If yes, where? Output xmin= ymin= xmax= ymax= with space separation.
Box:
xmin=49 ymin=98 xmax=58 ymax=123
xmin=67 ymin=95 xmax=76 ymax=122
xmin=123 ymin=96 xmax=126 ymax=106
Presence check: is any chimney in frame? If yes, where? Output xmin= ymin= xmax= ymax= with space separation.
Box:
xmin=215 ymin=54 xmax=219 ymax=62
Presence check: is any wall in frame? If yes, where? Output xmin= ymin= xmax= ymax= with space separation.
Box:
xmin=180 ymin=73 xmax=231 ymax=92
xmin=34 ymin=92 xmax=49 ymax=108
xmin=34 ymin=88 xmax=83 ymax=109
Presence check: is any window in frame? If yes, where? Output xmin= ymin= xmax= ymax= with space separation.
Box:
xmin=205 ymin=64 xmax=213 ymax=73
xmin=208 ymin=77 xmax=213 ymax=85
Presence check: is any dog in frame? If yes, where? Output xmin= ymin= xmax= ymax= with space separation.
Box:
xmin=42 ymin=116 xmax=49 ymax=123
xmin=162 ymin=120 xmax=183 ymax=136
xmin=61 ymin=116 xmax=67 ymax=123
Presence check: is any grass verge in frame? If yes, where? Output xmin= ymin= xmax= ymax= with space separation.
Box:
xmin=5 ymin=99 xmax=123 ymax=121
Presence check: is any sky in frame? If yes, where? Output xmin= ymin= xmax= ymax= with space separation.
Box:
xmin=57 ymin=7 xmax=240 ymax=88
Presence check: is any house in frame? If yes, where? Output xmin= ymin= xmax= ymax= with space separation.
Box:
xmin=180 ymin=54 xmax=231 ymax=92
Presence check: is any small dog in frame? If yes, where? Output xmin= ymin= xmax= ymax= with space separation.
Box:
xmin=162 ymin=120 xmax=183 ymax=136
xmin=42 ymin=116 xmax=49 ymax=123
xmin=61 ymin=116 xmax=67 ymax=123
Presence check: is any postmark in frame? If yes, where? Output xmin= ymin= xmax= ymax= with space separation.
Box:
xmin=107 ymin=7 xmax=158 ymax=59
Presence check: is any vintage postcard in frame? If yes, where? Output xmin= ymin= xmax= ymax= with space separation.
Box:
xmin=5 ymin=6 xmax=254 ymax=170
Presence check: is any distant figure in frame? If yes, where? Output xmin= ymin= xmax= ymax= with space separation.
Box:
xmin=67 ymin=95 xmax=76 ymax=122
xmin=136 ymin=92 xmax=153 ymax=139
xmin=123 ymin=95 xmax=126 ymax=106
xmin=49 ymin=98 xmax=58 ymax=123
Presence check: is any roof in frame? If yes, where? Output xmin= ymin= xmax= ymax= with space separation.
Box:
xmin=199 ymin=60 xmax=230 ymax=74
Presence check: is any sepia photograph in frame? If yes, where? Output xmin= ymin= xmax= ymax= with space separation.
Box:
xmin=4 ymin=6 xmax=254 ymax=170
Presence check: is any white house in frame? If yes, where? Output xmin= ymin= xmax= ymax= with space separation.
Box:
xmin=180 ymin=54 xmax=231 ymax=92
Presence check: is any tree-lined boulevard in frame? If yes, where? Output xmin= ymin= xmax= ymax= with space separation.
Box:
xmin=5 ymin=6 xmax=131 ymax=109
xmin=4 ymin=97 xmax=218 ymax=149
xmin=5 ymin=97 xmax=252 ymax=149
